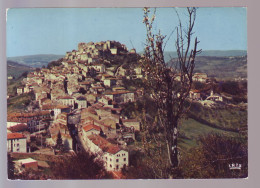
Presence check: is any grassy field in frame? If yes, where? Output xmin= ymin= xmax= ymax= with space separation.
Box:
xmin=188 ymin=102 xmax=247 ymax=131
xmin=179 ymin=118 xmax=240 ymax=152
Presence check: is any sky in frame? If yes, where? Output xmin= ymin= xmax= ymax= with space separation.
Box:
xmin=6 ymin=7 xmax=247 ymax=57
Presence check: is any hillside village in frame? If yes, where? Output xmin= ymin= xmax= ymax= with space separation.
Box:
xmin=7 ymin=40 xmax=247 ymax=178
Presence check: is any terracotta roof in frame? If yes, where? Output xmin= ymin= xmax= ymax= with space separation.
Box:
xmin=7 ymin=117 xmax=30 ymax=123
xmin=87 ymin=134 xmax=122 ymax=154
xmin=58 ymin=96 xmax=74 ymax=100
xmin=92 ymin=86 xmax=105 ymax=89
xmin=55 ymin=105 xmax=70 ymax=109
xmin=80 ymin=81 xmax=92 ymax=85
xmin=190 ymin=89 xmax=200 ymax=93
xmin=8 ymin=123 xmax=27 ymax=132
xmin=7 ymin=133 xmax=26 ymax=140
xmin=42 ymin=104 xmax=56 ymax=110
xmin=83 ymin=124 xmax=101 ymax=132
xmin=42 ymin=104 xmax=69 ymax=110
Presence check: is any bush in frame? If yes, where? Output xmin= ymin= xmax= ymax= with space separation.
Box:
xmin=181 ymin=133 xmax=248 ymax=178
xmin=50 ymin=152 xmax=112 ymax=179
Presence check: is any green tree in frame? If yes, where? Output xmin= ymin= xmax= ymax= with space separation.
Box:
xmin=51 ymin=152 xmax=112 ymax=179
xmin=55 ymin=131 xmax=63 ymax=150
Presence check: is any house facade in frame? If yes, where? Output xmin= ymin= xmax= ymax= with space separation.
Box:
xmin=85 ymin=134 xmax=129 ymax=171
xmin=7 ymin=133 xmax=27 ymax=153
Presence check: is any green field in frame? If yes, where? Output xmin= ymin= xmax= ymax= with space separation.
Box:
xmin=188 ymin=102 xmax=247 ymax=131
xmin=179 ymin=118 xmax=240 ymax=151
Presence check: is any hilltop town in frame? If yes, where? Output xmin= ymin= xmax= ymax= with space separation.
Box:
xmin=7 ymin=40 xmax=247 ymax=179
xmin=7 ymin=40 xmax=144 ymax=176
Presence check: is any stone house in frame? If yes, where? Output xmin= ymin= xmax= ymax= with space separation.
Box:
xmin=17 ymin=87 xmax=23 ymax=95
xmin=193 ymin=73 xmax=208 ymax=83
xmin=98 ymin=95 xmax=113 ymax=107
xmin=57 ymin=96 xmax=75 ymax=108
xmin=104 ymin=78 xmax=117 ymax=87
xmin=86 ymin=134 xmax=129 ymax=171
xmin=52 ymin=105 xmax=70 ymax=119
xmin=110 ymin=48 xmax=118 ymax=55
xmin=206 ymin=90 xmax=223 ymax=102
xmin=75 ymin=96 xmax=88 ymax=109
xmin=90 ymin=86 xmax=105 ymax=94
xmin=82 ymin=124 xmax=101 ymax=137
xmin=189 ymin=89 xmax=201 ymax=100
xmin=7 ymin=133 xmax=27 ymax=153
xmin=89 ymin=64 xmax=106 ymax=73
xmin=105 ymin=91 xmax=135 ymax=103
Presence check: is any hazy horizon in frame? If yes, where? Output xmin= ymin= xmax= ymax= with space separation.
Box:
xmin=7 ymin=49 xmax=248 ymax=58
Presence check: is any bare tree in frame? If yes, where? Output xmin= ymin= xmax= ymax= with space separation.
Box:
xmin=141 ymin=7 xmax=201 ymax=171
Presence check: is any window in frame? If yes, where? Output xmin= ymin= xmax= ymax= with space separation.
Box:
xmin=116 ymin=159 xmax=119 ymax=162
xmin=124 ymin=158 xmax=126 ymax=161
xmin=17 ymin=143 xmax=19 ymax=147
xmin=116 ymin=165 xmax=119 ymax=169
xmin=110 ymin=158 xmax=112 ymax=161
xmin=110 ymin=164 xmax=112 ymax=168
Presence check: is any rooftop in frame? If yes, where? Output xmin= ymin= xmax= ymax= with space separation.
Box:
xmin=83 ymin=124 xmax=101 ymax=132
xmin=87 ymin=134 xmax=122 ymax=155
xmin=7 ymin=133 xmax=26 ymax=140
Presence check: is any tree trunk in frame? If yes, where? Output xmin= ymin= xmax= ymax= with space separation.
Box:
xmin=166 ymin=120 xmax=179 ymax=169
xmin=172 ymin=125 xmax=179 ymax=168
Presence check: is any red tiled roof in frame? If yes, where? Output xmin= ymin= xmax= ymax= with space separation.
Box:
xmin=190 ymin=89 xmax=200 ymax=93
xmin=87 ymin=134 xmax=122 ymax=154
xmin=8 ymin=123 xmax=27 ymax=132
xmin=55 ymin=105 xmax=70 ymax=109
xmin=8 ymin=111 xmax=50 ymax=118
xmin=7 ymin=133 xmax=26 ymax=140
xmin=80 ymin=81 xmax=92 ymax=85
xmin=58 ymin=96 xmax=74 ymax=100
xmin=92 ymin=86 xmax=105 ymax=89
xmin=83 ymin=124 xmax=101 ymax=132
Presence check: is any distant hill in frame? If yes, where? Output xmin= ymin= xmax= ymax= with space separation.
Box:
xmin=7 ymin=60 xmax=34 ymax=79
xmin=7 ymin=54 xmax=64 ymax=68
xmin=169 ymin=56 xmax=247 ymax=80
xmin=163 ymin=50 xmax=247 ymax=63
